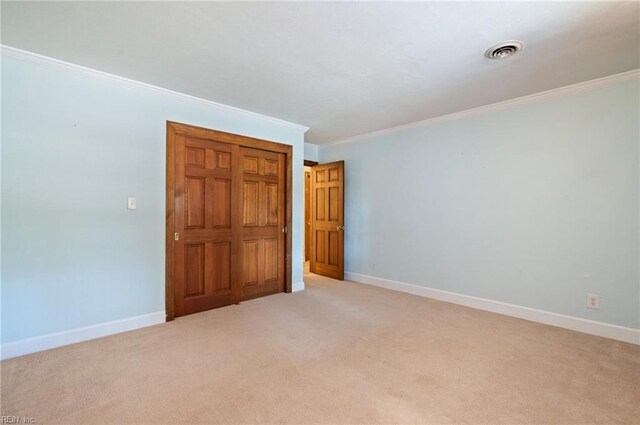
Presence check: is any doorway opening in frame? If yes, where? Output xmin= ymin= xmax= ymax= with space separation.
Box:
xmin=303 ymin=159 xmax=345 ymax=281
xmin=303 ymin=160 xmax=317 ymax=275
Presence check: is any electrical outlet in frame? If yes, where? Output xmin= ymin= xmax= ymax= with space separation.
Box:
xmin=587 ymin=293 xmax=600 ymax=310
xmin=127 ymin=197 xmax=137 ymax=210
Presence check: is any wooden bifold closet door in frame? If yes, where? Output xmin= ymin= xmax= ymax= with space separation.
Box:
xmin=173 ymin=136 xmax=237 ymax=317
xmin=239 ymin=147 xmax=286 ymax=301
xmin=167 ymin=123 xmax=289 ymax=320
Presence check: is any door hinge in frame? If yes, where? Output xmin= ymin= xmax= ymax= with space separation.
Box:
xmin=282 ymin=226 xmax=288 ymax=234
xmin=174 ymin=232 xmax=179 ymax=241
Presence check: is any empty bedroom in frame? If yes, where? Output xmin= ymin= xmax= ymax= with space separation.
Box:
xmin=1 ymin=1 xmax=639 ymax=424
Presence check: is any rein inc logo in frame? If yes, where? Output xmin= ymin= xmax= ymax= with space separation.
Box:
xmin=1 ymin=417 xmax=35 ymax=424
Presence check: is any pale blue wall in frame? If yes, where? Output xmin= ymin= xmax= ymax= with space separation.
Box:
xmin=320 ymin=79 xmax=640 ymax=329
xmin=1 ymin=53 xmax=307 ymax=344
xmin=304 ymin=142 xmax=319 ymax=162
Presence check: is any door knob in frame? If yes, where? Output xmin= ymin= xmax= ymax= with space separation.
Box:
xmin=337 ymin=226 xmax=344 ymax=231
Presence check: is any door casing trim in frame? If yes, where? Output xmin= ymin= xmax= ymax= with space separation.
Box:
xmin=166 ymin=121 xmax=293 ymax=322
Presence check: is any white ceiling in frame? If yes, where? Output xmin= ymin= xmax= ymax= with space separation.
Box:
xmin=2 ymin=1 xmax=639 ymax=144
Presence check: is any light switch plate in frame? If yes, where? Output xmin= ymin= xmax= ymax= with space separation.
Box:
xmin=127 ymin=197 xmax=137 ymax=210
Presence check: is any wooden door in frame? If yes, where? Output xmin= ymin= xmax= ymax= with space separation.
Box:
xmin=310 ymin=161 xmax=344 ymax=280
xmin=304 ymin=171 xmax=311 ymax=261
xmin=168 ymin=122 xmax=291 ymax=320
xmin=174 ymin=135 xmax=238 ymax=317
xmin=239 ymin=147 xmax=286 ymax=301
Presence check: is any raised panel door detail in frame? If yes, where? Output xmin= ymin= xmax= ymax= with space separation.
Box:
xmin=212 ymin=242 xmax=231 ymax=291
xmin=185 ymin=177 xmax=205 ymax=229
xmin=264 ymin=238 xmax=278 ymax=282
xmin=265 ymin=183 xmax=279 ymax=226
xmin=316 ymin=188 xmax=326 ymax=221
xmin=315 ymin=230 xmax=326 ymax=263
xmin=243 ymin=240 xmax=258 ymax=286
xmin=243 ymin=156 xmax=259 ymax=174
xmin=243 ymin=181 xmax=259 ymax=226
xmin=329 ymin=186 xmax=339 ymax=222
xmin=328 ymin=231 xmax=339 ymax=266
xmin=263 ymin=159 xmax=278 ymax=176
xmin=316 ymin=170 xmax=326 ymax=183
xmin=210 ymin=178 xmax=231 ymax=228
xmin=216 ymin=152 xmax=231 ymax=170
xmin=185 ymin=244 xmax=205 ymax=297
xmin=329 ymin=167 xmax=339 ymax=182
xmin=186 ymin=148 xmax=205 ymax=168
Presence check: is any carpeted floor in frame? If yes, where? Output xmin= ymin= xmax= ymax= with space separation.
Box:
xmin=2 ymin=273 xmax=639 ymax=424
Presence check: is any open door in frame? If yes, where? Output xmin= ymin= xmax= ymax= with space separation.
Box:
xmin=310 ymin=161 xmax=344 ymax=280
xmin=304 ymin=171 xmax=311 ymax=261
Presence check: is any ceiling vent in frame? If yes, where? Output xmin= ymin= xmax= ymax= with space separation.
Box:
xmin=484 ymin=41 xmax=524 ymax=59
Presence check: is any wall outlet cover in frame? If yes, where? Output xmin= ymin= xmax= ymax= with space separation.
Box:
xmin=587 ymin=293 xmax=600 ymax=310
xmin=127 ymin=197 xmax=137 ymax=210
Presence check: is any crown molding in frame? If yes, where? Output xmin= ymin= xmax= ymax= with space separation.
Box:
xmin=1 ymin=45 xmax=309 ymax=133
xmin=321 ymin=68 xmax=640 ymax=148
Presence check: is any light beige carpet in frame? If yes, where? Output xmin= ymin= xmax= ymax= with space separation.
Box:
xmin=1 ymin=273 xmax=639 ymax=424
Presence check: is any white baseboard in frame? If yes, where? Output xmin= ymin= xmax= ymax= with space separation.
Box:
xmin=292 ymin=281 xmax=305 ymax=292
xmin=1 ymin=311 xmax=166 ymax=360
xmin=345 ymin=272 xmax=640 ymax=345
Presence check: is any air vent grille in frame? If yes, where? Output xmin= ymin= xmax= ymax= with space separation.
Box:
xmin=485 ymin=41 xmax=524 ymax=59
